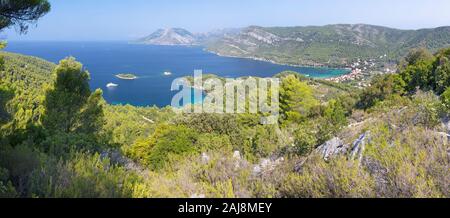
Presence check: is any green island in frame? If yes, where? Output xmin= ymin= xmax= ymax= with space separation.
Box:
xmin=115 ymin=73 xmax=138 ymax=80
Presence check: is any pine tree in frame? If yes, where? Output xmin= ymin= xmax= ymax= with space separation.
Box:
xmin=279 ymin=75 xmax=318 ymax=123
xmin=41 ymin=57 xmax=104 ymax=134
xmin=0 ymin=0 xmax=50 ymax=33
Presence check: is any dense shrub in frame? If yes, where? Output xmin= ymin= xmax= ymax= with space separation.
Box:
xmin=127 ymin=124 xmax=199 ymax=170
xmin=29 ymin=152 xmax=140 ymax=198
xmin=280 ymin=156 xmax=375 ymax=198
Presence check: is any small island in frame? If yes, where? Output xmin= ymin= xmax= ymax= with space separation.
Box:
xmin=115 ymin=73 xmax=138 ymax=80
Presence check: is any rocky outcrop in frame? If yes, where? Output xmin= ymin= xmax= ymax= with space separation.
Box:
xmin=350 ymin=132 xmax=371 ymax=162
xmin=315 ymin=132 xmax=371 ymax=161
xmin=315 ymin=137 xmax=348 ymax=161
xmin=243 ymin=27 xmax=282 ymax=45
xmin=100 ymin=150 xmax=148 ymax=175
xmin=252 ymin=157 xmax=285 ymax=176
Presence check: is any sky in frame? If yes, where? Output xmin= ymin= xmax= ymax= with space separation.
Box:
xmin=3 ymin=0 xmax=450 ymax=41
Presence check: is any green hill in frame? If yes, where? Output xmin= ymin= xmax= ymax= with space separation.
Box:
xmin=206 ymin=24 xmax=450 ymax=66
xmin=1 ymin=49 xmax=449 ymax=198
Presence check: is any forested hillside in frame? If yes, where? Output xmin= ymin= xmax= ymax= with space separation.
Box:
xmin=207 ymin=24 xmax=450 ymax=66
xmin=1 ymin=46 xmax=449 ymax=198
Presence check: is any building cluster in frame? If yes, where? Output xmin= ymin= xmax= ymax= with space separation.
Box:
xmin=326 ymin=55 xmax=396 ymax=84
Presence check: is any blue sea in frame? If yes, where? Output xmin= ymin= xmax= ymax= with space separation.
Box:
xmin=5 ymin=41 xmax=348 ymax=107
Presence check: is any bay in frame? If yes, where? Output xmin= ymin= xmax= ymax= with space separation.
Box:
xmin=5 ymin=41 xmax=349 ymax=107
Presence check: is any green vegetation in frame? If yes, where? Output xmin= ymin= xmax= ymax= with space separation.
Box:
xmin=0 ymin=0 xmax=51 ymax=33
xmin=0 ymin=39 xmax=449 ymax=198
xmin=279 ymin=74 xmax=319 ymax=123
xmin=207 ymin=25 xmax=450 ymax=66
xmin=1 ymin=1 xmax=448 ymax=199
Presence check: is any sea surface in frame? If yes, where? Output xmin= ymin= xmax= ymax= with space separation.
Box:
xmin=5 ymin=41 xmax=349 ymax=107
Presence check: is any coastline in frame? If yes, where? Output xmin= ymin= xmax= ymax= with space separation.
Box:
xmin=203 ymin=48 xmax=351 ymax=76
xmin=128 ymin=42 xmax=351 ymax=78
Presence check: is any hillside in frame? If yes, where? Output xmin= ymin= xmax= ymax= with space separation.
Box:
xmin=0 ymin=52 xmax=55 ymax=128
xmin=1 ymin=49 xmax=449 ymax=198
xmin=206 ymin=24 xmax=450 ymax=66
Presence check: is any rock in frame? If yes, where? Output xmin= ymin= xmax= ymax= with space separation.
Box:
xmin=350 ymin=132 xmax=371 ymax=162
xmin=253 ymin=165 xmax=262 ymax=175
xmin=447 ymin=148 xmax=450 ymax=160
xmin=233 ymin=151 xmax=241 ymax=159
xmin=100 ymin=150 xmax=147 ymax=175
xmin=252 ymin=157 xmax=284 ymax=175
xmin=201 ymin=152 xmax=210 ymax=163
xmin=316 ymin=137 xmax=349 ymax=161
xmin=314 ymin=132 xmax=371 ymax=162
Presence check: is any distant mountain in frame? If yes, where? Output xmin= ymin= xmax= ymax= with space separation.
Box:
xmin=196 ymin=28 xmax=242 ymax=42
xmin=136 ymin=28 xmax=198 ymax=45
xmin=135 ymin=25 xmax=450 ymax=67
xmin=205 ymin=24 xmax=450 ymax=66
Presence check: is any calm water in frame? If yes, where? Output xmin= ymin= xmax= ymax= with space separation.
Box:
xmin=5 ymin=41 xmax=348 ymax=107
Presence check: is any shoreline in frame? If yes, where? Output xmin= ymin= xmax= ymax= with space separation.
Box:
xmin=129 ymin=43 xmax=351 ymax=76
xmin=203 ymin=48 xmax=352 ymax=74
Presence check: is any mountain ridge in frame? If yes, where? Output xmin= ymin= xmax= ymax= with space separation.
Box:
xmin=205 ymin=24 xmax=450 ymax=66
xmin=135 ymin=24 xmax=450 ymax=67
xmin=136 ymin=28 xmax=198 ymax=45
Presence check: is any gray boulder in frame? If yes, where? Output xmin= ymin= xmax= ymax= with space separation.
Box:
xmin=316 ymin=137 xmax=349 ymax=161
xmin=315 ymin=132 xmax=371 ymax=161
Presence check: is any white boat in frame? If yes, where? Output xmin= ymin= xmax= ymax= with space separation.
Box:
xmin=106 ymin=83 xmax=118 ymax=88
xmin=164 ymin=71 xmax=172 ymax=76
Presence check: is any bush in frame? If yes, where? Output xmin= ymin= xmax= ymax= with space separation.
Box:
xmin=358 ymin=74 xmax=405 ymax=109
xmin=292 ymin=122 xmax=318 ymax=156
xmin=441 ymin=86 xmax=450 ymax=111
xmin=280 ymin=156 xmax=375 ymax=198
xmin=0 ymin=167 xmax=18 ymax=198
xmin=29 ymin=152 xmax=140 ymax=198
xmin=0 ymin=144 xmax=40 ymax=196
xmin=364 ymin=123 xmax=448 ymax=197
xmin=127 ymin=124 xmax=199 ymax=170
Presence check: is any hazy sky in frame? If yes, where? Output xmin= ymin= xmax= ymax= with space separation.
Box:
xmin=4 ymin=0 xmax=450 ymax=41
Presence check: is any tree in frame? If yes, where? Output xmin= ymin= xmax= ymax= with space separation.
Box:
xmin=0 ymin=43 xmax=7 ymax=124
xmin=398 ymin=48 xmax=437 ymax=93
xmin=0 ymin=0 xmax=50 ymax=123
xmin=0 ymin=84 xmax=13 ymax=125
xmin=433 ymin=49 xmax=450 ymax=94
xmin=358 ymin=74 xmax=405 ymax=109
xmin=0 ymin=0 xmax=50 ymax=33
xmin=76 ymin=89 xmax=105 ymax=134
xmin=279 ymin=75 xmax=318 ymax=123
xmin=41 ymin=57 xmax=104 ymax=135
xmin=403 ymin=47 xmax=434 ymax=66
xmin=317 ymin=99 xmax=348 ymax=143
xmin=401 ymin=60 xmax=434 ymax=92
xmin=397 ymin=47 xmax=450 ymax=95
xmin=293 ymin=121 xmax=318 ymax=155
xmin=441 ymin=87 xmax=450 ymax=111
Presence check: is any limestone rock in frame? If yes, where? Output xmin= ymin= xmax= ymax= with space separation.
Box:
xmin=316 ymin=137 xmax=349 ymax=161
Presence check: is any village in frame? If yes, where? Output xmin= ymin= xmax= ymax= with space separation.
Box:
xmin=326 ymin=54 xmax=397 ymax=87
